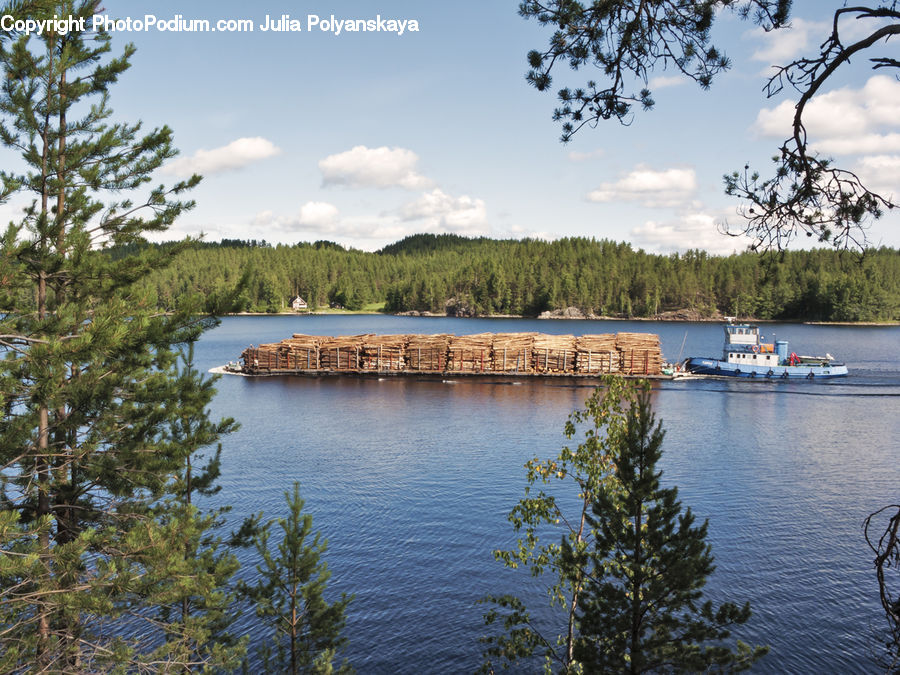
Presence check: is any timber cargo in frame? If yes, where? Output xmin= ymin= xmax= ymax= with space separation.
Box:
xmin=236 ymin=332 xmax=667 ymax=378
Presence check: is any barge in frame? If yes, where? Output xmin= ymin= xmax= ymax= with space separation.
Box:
xmin=234 ymin=331 xmax=670 ymax=379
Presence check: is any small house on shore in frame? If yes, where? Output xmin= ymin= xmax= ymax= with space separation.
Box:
xmin=290 ymin=295 xmax=308 ymax=312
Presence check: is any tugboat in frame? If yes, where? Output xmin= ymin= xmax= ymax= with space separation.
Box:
xmin=683 ymin=318 xmax=848 ymax=379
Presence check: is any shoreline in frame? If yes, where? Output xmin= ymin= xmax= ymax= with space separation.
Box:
xmin=223 ymin=311 xmax=899 ymax=327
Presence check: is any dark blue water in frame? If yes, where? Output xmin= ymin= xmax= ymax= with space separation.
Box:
xmin=195 ymin=316 xmax=900 ymax=673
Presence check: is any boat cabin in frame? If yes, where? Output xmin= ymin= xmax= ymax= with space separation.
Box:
xmin=722 ymin=322 xmax=780 ymax=367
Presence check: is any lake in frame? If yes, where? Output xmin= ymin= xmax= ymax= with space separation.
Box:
xmin=194 ymin=315 xmax=900 ymax=673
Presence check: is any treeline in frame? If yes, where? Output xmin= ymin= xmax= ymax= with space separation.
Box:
xmin=135 ymin=234 xmax=900 ymax=321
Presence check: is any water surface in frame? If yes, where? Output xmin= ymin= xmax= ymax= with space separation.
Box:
xmin=196 ymin=316 xmax=900 ymax=673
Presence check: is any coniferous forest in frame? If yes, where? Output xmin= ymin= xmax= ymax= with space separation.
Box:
xmin=129 ymin=235 xmax=900 ymax=321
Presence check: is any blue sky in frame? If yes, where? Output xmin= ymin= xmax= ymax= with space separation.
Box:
xmin=5 ymin=0 xmax=899 ymax=254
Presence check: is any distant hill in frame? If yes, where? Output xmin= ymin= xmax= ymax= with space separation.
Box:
xmin=378 ymin=233 xmax=490 ymax=256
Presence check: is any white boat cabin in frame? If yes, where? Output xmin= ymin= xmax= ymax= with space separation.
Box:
xmin=722 ymin=322 xmax=780 ymax=367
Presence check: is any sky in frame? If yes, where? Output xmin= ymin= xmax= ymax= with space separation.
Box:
xmin=3 ymin=0 xmax=899 ymax=255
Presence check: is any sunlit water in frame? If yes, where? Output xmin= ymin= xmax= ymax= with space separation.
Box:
xmin=194 ymin=316 xmax=900 ymax=673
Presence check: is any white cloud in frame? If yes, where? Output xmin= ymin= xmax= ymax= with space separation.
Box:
xmin=398 ymin=188 xmax=489 ymax=234
xmin=504 ymin=224 xmax=558 ymax=241
xmin=319 ymin=145 xmax=434 ymax=190
xmin=745 ymin=18 xmax=827 ymax=65
xmin=752 ymin=99 xmax=796 ymax=137
xmin=247 ymin=212 xmax=473 ymax=251
xmin=297 ymin=201 xmax=340 ymax=227
xmin=568 ymin=148 xmax=605 ymax=162
xmin=251 ymin=210 xmax=275 ymax=227
xmin=854 ymin=155 xmax=900 ymax=200
xmin=250 ymin=202 xmax=340 ymax=234
xmin=752 ymin=76 xmax=900 ymax=155
xmin=647 ymin=75 xmax=684 ymax=90
xmin=631 ymin=211 xmax=743 ymax=255
xmin=818 ymin=133 xmax=900 ymax=156
xmin=238 ymin=188 xmax=490 ymax=250
xmin=0 ymin=195 xmax=31 ymax=227
xmin=587 ymin=166 xmax=697 ymax=208
xmin=163 ymin=137 xmax=281 ymax=177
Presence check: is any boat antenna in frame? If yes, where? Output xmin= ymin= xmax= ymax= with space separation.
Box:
xmin=677 ymin=330 xmax=688 ymax=363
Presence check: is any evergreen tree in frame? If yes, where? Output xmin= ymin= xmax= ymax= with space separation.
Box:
xmin=480 ymin=380 xmax=765 ymax=673
xmin=0 ymin=1 xmax=239 ymax=669
xmin=120 ymin=234 xmax=900 ymax=322
xmin=480 ymin=377 xmax=642 ymax=673
xmin=244 ymin=482 xmax=352 ymax=674
xmin=136 ymin=344 xmax=246 ymax=670
xmin=575 ymin=391 xmax=767 ymax=672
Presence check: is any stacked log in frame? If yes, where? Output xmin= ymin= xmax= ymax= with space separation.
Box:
xmin=286 ymin=334 xmax=323 ymax=370
xmin=616 ymin=332 xmax=663 ymax=375
xmin=243 ymin=344 xmax=274 ymax=371
xmin=240 ymin=330 xmax=665 ymax=378
xmin=447 ymin=333 xmax=494 ymax=372
xmin=360 ymin=334 xmax=407 ymax=371
xmin=318 ymin=335 xmax=369 ymax=370
xmin=406 ymin=334 xmax=452 ymax=371
xmin=575 ymin=334 xmax=619 ymax=374
xmin=491 ymin=332 xmax=537 ymax=373
xmin=532 ymin=334 xmax=577 ymax=373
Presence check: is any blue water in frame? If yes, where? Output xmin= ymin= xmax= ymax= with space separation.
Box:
xmin=195 ymin=316 xmax=900 ymax=673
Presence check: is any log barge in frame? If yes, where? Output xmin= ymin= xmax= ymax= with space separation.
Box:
xmin=235 ymin=332 xmax=669 ymax=379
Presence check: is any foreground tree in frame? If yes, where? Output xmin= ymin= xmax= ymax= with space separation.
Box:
xmin=575 ymin=390 xmax=767 ymax=672
xmin=243 ymin=483 xmax=353 ymax=674
xmin=0 ymin=1 xmax=240 ymax=669
xmin=865 ymin=504 xmax=900 ymax=671
xmin=480 ymin=380 xmax=764 ymax=672
xmin=480 ymin=377 xmax=640 ymax=672
xmin=135 ymin=344 xmax=246 ymax=669
xmin=520 ymin=1 xmax=898 ymax=250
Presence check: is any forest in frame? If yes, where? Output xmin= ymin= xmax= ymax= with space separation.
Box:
xmin=128 ymin=234 xmax=900 ymax=322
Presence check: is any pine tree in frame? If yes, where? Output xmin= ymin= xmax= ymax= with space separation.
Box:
xmin=135 ymin=343 xmax=246 ymax=670
xmin=575 ymin=391 xmax=767 ymax=672
xmin=480 ymin=380 xmax=766 ymax=673
xmin=0 ymin=1 xmax=239 ymax=669
xmin=244 ymin=483 xmax=352 ymax=674
xmin=480 ymin=377 xmax=641 ymax=673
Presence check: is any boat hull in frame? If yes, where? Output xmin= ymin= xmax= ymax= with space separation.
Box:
xmin=684 ymin=357 xmax=848 ymax=379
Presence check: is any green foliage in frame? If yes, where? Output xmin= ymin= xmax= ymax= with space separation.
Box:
xmin=137 ymin=344 xmax=246 ymax=670
xmin=480 ymin=380 xmax=766 ymax=673
xmin=243 ymin=483 xmax=353 ymax=674
xmin=481 ymin=377 xmax=643 ymax=673
xmin=123 ymin=237 xmax=900 ymax=321
xmin=576 ymin=391 xmax=767 ymax=672
xmin=0 ymin=2 xmax=241 ymax=669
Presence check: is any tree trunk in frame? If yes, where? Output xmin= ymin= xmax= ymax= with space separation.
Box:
xmin=630 ymin=504 xmax=642 ymax=675
xmin=35 ymin=34 xmax=55 ymax=659
xmin=566 ymin=499 xmax=590 ymax=666
xmin=290 ymin=580 xmax=299 ymax=675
